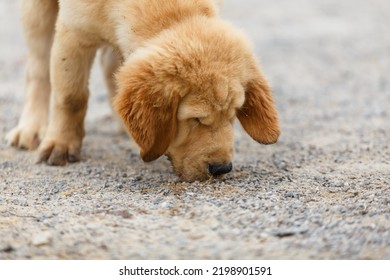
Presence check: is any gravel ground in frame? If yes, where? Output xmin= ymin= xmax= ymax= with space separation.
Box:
xmin=0 ymin=0 xmax=389 ymax=259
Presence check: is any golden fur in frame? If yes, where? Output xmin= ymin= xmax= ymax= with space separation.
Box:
xmin=6 ymin=0 xmax=280 ymax=181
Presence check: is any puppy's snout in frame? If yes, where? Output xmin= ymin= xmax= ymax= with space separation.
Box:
xmin=208 ymin=162 xmax=233 ymax=177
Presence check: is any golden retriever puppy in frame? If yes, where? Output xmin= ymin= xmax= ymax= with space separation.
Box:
xmin=6 ymin=0 xmax=280 ymax=182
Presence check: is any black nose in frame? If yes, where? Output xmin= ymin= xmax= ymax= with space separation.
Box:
xmin=208 ymin=162 xmax=233 ymax=177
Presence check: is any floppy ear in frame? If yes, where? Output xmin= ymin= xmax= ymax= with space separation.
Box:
xmin=237 ymin=68 xmax=280 ymax=144
xmin=114 ymin=60 xmax=180 ymax=162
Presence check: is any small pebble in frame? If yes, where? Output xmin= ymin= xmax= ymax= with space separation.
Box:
xmin=329 ymin=180 xmax=343 ymax=188
xmin=32 ymin=232 xmax=53 ymax=246
xmin=1 ymin=245 xmax=15 ymax=253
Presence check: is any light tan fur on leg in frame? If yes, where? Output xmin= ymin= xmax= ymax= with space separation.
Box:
xmin=38 ymin=22 xmax=96 ymax=165
xmin=6 ymin=0 xmax=58 ymax=150
xmin=100 ymin=46 xmax=125 ymax=132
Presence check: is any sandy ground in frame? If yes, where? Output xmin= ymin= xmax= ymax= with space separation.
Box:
xmin=0 ymin=0 xmax=389 ymax=259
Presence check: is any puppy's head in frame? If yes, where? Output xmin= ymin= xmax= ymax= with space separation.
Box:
xmin=114 ymin=17 xmax=280 ymax=181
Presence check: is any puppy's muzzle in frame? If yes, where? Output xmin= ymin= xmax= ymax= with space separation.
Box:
xmin=208 ymin=162 xmax=233 ymax=177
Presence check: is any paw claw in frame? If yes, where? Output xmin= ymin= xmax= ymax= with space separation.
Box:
xmin=5 ymin=128 xmax=20 ymax=147
xmin=38 ymin=140 xmax=81 ymax=166
xmin=68 ymin=154 xmax=80 ymax=163
xmin=37 ymin=144 xmax=53 ymax=163
xmin=6 ymin=127 xmax=43 ymax=150
xmin=47 ymin=147 xmax=68 ymax=166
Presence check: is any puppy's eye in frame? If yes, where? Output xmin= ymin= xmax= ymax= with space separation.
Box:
xmin=193 ymin=118 xmax=201 ymax=124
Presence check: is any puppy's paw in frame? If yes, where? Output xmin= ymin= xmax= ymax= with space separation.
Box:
xmin=37 ymin=138 xmax=81 ymax=166
xmin=5 ymin=124 xmax=46 ymax=150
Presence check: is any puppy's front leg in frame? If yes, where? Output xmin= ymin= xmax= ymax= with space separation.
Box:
xmin=100 ymin=46 xmax=125 ymax=133
xmin=38 ymin=23 xmax=96 ymax=165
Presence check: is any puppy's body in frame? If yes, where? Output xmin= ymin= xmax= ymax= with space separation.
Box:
xmin=7 ymin=0 xmax=280 ymax=181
